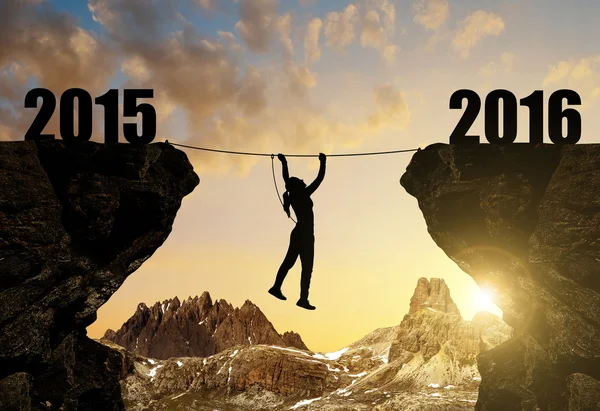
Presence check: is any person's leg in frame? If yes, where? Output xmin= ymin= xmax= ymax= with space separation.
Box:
xmin=270 ymin=229 xmax=299 ymax=299
xmin=297 ymin=232 xmax=315 ymax=309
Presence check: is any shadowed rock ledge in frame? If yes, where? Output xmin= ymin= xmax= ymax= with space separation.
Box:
xmin=0 ymin=140 xmax=198 ymax=410
xmin=400 ymin=143 xmax=600 ymax=411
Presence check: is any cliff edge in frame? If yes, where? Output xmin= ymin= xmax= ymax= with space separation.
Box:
xmin=0 ymin=141 xmax=198 ymax=410
xmin=401 ymin=143 xmax=600 ymax=410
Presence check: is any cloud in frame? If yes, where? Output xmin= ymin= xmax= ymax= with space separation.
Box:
xmin=367 ymin=85 xmax=411 ymax=131
xmin=275 ymin=12 xmax=294 ymax=59
xmin=286 ymin=64 xmax=318 ymax=95
xmin=89 ymin=0 xmax=180 ymax=43
xmin=273 ymin=11 xmax=317 ymax=95
xmin=87 ymin=0 xmax=326 ymax=174
xmin=542 ymin=56 xmax=600 ymax=103
xmin=218 ymin=31 xmax=243 ymax=51
xmin=413 ymin=0 xmax=449 ymax=31
xmin=479 ymin=52 xmax=515 ymax=77
xmin=382 ymin=45 xmax=398 ymax=63
xmin=543 ymin=61 xmax=574 ymax=85
xmin=453 ymin=10 xmax=505 ymax=57
xmin=88 ymin=0 xmax=275 ymax=169
xmin=235 ymin=0 xmax=278 ymax=53
xmin=324 ymin=4 xmax=358 ymax=50
xmin=304 ymin=17 xmax=323 ymax=65
xmin=0 ymin=0 xmax=116 ymax=141
xmin=236 ymin=66 xmax=268 ymax=116
xmin=543 ymin=57 xmax=600 ymax=86
xmin=121 ymin=55 xmax=151 ymax=82
xmin=194 ymin=0 xmax=218 ymax=9
xmin=362 ymin=10 xmax=385 ymax=49
xmin=89 ymin=0 xmax=262 ymax=123
xmin=1 ymin=0 xmax=411 ymax=175
xmin=360 ymin=0 xmax=398 ymax=63
xmin=1 ymin=1 xmax=115 ymax=92
xmin=501 ymin=51 xmax=515 ymax=71
xmin=189 ymin=81 xmax=411 ymax=174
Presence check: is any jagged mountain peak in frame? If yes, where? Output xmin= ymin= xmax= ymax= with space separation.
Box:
xmin=241 ymin=299 xmax=258 ymax=309
xmin=198 ymin=291 xmax=212 ymax=303
xmin=103 ymin=292 xmax=308 ymax=359
xmin=383 ymin=277 xmax=512 ymax=390
xmin=409 ymin=277 xmax=461 ymax=315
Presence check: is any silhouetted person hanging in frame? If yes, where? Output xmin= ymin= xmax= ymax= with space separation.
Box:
xmin=268 ymin=152 xmax=326 ymax=310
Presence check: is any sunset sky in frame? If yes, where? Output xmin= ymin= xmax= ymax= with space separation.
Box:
xmin=3 ymin=0 xmax=600 ymax=352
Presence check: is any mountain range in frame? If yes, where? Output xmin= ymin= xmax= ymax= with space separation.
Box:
xmin=100 ymin=277 xmax=513 ymax=410
xmin=103 ymin=291 xmax=307 ymax=359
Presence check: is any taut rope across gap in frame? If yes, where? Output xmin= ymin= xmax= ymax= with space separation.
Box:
xmin=165 ymin=140 xmax=421 ymax=223
xmin=165 ymin=141 xmax=419 ymax=157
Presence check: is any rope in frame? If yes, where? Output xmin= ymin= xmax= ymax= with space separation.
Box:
xmin=166 ymin=141 xmax=420 ymax=157
xmin=164 ymin=140 xmax=421 ymax=224
xmin=271 ymin=155 xmax=297 ymax=224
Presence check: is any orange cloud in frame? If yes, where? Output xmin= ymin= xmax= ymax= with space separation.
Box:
xmin=304 ymin=18 xmax=323 ymax=65
xmin=324 ymin=4 xmax=359 ymax=51
xmin=413 ymin=0 xmax=449 ymax=31
xmin=1 ymin=0 xmax=411 ymax=175
xmin=235 ymin=0 xmax=279 ymax=53
xmin=360 ymin=0 xmax=398 ymax=63
xmin=453 ymin=10 xmax=505 ymax=58
xmin=0 ymin=0 xmax=115 ymax=141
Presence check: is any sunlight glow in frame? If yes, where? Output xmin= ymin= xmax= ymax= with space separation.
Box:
xmin=473 ymin=287 xmax=501 ymax=315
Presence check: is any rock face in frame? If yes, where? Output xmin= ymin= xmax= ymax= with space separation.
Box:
xmin=409 ymin=277 xmax=460 ymax=315
xmin=382 ymin=278 xmax=512 ymax=390
xmin=103 ymin=341 xmax=332 ymax=410
xmin=282 ymin=331 xmax=307 ymax=349
xmin=0 ymin=141 xmax=198 ymax=410
xmin=109 ymin=278 xmax=511 ymax=410
xmin=102 ymin=292 xmax=308 ymax=359
xmin=400 ymin=143 xmax=600 ymax=411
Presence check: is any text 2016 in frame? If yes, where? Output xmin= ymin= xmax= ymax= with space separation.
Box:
xmin=450 ymin=89 xmax=581 ymax=144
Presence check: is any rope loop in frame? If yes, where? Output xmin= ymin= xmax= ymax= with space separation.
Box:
xmin=271 ymin=155 xmax=297 ymax=223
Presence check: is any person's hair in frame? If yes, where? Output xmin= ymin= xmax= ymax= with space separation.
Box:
xmin=283 ymin=191 xmax=291 ymax=217
xmin=285 ymin=177 xmax=303 ymax=192
xmin=283 ymin=177 xmax=303 ymax=217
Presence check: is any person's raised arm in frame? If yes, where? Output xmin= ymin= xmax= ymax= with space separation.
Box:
xmin=278 ymin=153 xmax=290 ymax=184
xmin=306 ymin=153 xmax=326 ymax=196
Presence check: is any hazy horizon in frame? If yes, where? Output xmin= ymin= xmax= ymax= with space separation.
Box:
xmin=95 ymin=275 xmax=502 ymax=353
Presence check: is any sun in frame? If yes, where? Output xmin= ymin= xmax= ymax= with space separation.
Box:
xmin=473 ymin=287 xmax=502 ymax=316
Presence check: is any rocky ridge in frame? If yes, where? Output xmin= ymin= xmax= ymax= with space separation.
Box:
xmin=0 ymin=140 xmax=198 ymax=410
xmin=400 ymin=143 xmax=600 ymax=410
xmin=409 ymin=277 xmax=461 ymax=315
xmin=103 ymin=292 xmax=308 ymax=359
xmin=107 ymin=277 xmax=511 ymax=410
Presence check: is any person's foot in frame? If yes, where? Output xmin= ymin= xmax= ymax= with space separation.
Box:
xmin=268 ymin=287 xmax=286 ymax=300
xmin=296 ymin=298 xmax=316 ymax=310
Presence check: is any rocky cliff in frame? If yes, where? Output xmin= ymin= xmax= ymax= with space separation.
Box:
xmin=102 ymin=292 xmax=308 ymax=359
xmin=0 ymin=141 xmax=198 ymax=410
xmin=409 ymin=277 xmax=461 ymax=315
xmin=401 ymin=143 xmax=600 ymax=410
xmin=358 ymin=277 xmax=512 ymax=393
xmin=392 ymin=278 xmax=510 ymax=366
